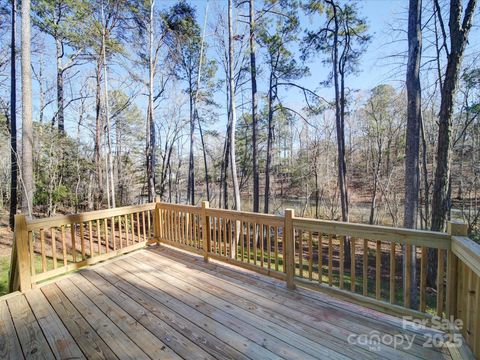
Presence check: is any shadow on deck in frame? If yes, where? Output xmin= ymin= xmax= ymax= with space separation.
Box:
xmin=0 ymin=245 xmax=463 ymax=359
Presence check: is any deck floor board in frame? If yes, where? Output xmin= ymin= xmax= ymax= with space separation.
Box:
xmin=0 ymin=245 xmax=458 ymax=359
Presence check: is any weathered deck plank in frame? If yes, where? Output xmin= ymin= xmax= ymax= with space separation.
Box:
xmin=0 ymin=246 xmax=464 ymax=359
xmin=0 ymin=300 xmax=24 ymax=360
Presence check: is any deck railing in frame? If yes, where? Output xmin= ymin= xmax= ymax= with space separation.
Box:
xmin=9 ymin=200 xmax=480 ymax=357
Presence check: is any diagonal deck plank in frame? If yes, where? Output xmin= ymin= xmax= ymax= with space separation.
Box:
xmin=140 ymin=247 xmax=451 ymax=359
xmin=132 ymin=251 xmax=428 ymax=360
xmin=150 ymin=246 xmax=451 ymax=351
xmin=41 ymin=284 xmax=119 ymax=360
xmin=81 ymin=270 xmax=253 ymax=360
xmin=24 ymin=289 xmax=85 ymax=359
xmin=54 ymin=279 xmax=151 ymax=360
xmin=0 ymin=300 xmax=24 ymax=360
xmin=65 ymin=276 xmax=183 ymax=360
xmin=0 ymin=246 xmax=465 ymax=359
xmin=7 ymin=295 xmax=53 ymax=359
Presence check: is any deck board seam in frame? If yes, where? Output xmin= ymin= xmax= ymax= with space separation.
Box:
xmin=89 ymin=265 xmax=271 ymax=360
xmin=131 ymin=252 xmax=432 ymax=360
xmin=113 ymin=257 xmax=344 ymax=360
xmin=129 ymin=252 xmax=437 ymax=360
xmin=44 ymin=283 xmax=121 ymax=360
xmin=154 ymin=247 xmax=439 ymax=338
xmin=75 ymin=271 xmax=195 ymax=360
xmin=93 ymin=261 xmax=285 ymax=360
xmin=146 ymin=248 xmax=452 ymax=358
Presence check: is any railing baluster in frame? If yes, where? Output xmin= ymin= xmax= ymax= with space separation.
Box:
xmin=318 ymin=234 xmax=323 ymax=284
xmin=61 ymin=225 xmax=67 ymax=267
xmin=104 ymin=218 xmax=109 ymax=253
xmin=71 ymin=224 xmax=77 ymax=262
xmin=118 ymin=216 xmax=123 ymax=250
xmin=363 ymin=239 xmax=368 ymax=296
xmin=51 ymin=228 xmax=57 ymax=269
xmin=420 ymin=246 xmax=427 ymax=312
xmin=260 ymin=223 xmax=264 ymax=268
xmin=267 ymin=225 xmax=272 ymax=270
xmin=80 ymin=222 xmax=86 ymax=260
xmin=247 ymin=222 xmax=251 ymax=263
xmin=241 ymin=221 xmax=245 ymax=262
xmin=339 ymin=235 xmax=344 ymax=289
xmin=376 ymin=240 xmax=381 ymax=300
xmin=252 ymin=222 xmax=257 ymax=264
xmin=351 ymin=238 xmax=356 ymax=292
xmin=274 ymin=225 xmax=279 ymax=271
xmin=404 ymin=245 xmax=412 ymax=308
xmin=96 ymin=219 xmax=101 ymax=255
xmin=390 ymin=242 xmax=396 ymax=304
xmin=88 ymin=221 xmax=94 ymax=257
xmin=111 ymin=217 xmax=116 ymax=251
xmin=328 ymin=235 xmax=333 ymax=286
xmin=136 ymin=212 xmax=141 ymax=243
xmin=40 ymin=229 xmax=46 ymax=272
xmin=437 ymin=248 xmax=445 ymax=316
xmin=299 ymin=230 xmax=303 ymax=278
xmin=308 ymin=231 xmax=313 ymax=281
xmin=142 ymin=211 xmax=147 ymax=242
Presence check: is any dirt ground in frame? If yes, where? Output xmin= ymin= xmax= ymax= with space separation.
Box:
xmin=0 ymin=214 xmax=13 ymax=257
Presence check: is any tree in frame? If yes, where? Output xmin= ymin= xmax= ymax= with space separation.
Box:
xmin=303 ymin=0 xmax=370 ymax=223
xmin=163 ymin=0 xmax=216 ymax=205
xmin=21 ymin=0 xmax=34 ymax=217
xmin=431 ymin=0 xmax=477 ymax=231
xmin=32 ymin=0 xmax=89 ymax=133
xmin=249 ymin=0 xmax=259 ymax=213
xmin=9 ymin=0 xmax=17 ymax=228
xmin=260 ymin=0 xmax=308 ymax=214
xmin=228 ymin=0 xmax=241 ymax=212
xmin=404 ymin=0 xmax=422 ymax=308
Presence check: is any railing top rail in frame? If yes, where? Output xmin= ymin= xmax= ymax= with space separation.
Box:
xmin=26 ymin=203 xmax=156 ymax=231
xmin=156 ymin=202 xmax=203 ymax=214
xmin=205 ymin=207 xmax=284 ymax=226
xmin=292 ymin=216 xmax=451 ymax=249
xmin=451 ymin=235 xmax=480 ymax=277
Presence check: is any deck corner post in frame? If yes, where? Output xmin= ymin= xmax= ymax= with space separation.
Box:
xmin=13 ymin=214 xmax=32 ymax=292
xmin=154 ymin=196 xmax=161 ymax=244
xmin=446 ymin=221 xmax=468 ymax=319
xmin=202 ymin=201 xmax=211 ymax=262
xmin=284 ymin=209 xmax=296 ymax=290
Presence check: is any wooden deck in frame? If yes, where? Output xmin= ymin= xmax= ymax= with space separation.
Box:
xmin=0 ymin=245 xmax=466 ymax=359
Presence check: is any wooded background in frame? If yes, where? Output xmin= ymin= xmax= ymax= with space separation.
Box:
xmin=0 ymin=0 xmax=478 ymax=242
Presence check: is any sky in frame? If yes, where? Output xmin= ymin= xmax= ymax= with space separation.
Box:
xmin=12 ymin=0 xmax=480 ymax=137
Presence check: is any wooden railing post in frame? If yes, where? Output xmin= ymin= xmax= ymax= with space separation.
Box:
xmin=14 ymin=214 xmax=32 ymax=292
xmin=284 ymin=209 xmax=296 ymax=290
xmin=446 ymin=221 xmax=468 ymax=318
xmin=202 ymin=201 xmax=211 ymax=262
xmin=153 ymin=196 xmax=161 ymax=243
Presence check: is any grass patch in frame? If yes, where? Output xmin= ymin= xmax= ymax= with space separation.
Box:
xmin=0 ymin=256 xmax=10 ymax=296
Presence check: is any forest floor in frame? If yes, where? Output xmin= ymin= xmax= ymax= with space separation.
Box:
xmin=0 ymin=214 xmax=13 ymax=296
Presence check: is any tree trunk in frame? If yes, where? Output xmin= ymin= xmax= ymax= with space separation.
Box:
xmin=9 ymin=0 xmax=17 ymax=229
xmin=431 ymin=0 xmax=476 ymax=232
xmin=249 ymin=0 xmax=259 ymax=213
xmin=101 ymin=8 xmax=115 ymax=209
xmin=264 ymin=74 xmax=274 ymax=214
xmin=187 ymin=84 xmax=195 ymax=205
xmin=94 ymin=59 xmax=103 ymax=208
xmin=228 ymin=0 xmax=240 ymax=213
xmin=146 ymin=0 xmax=156 ymax=202
xmin=21 ymin=0 xmax=33 ymax=217
xmin=55 ymin=38 xmax=65 ymax=133
xmin=403 ymin=0 xmax=422 ymax=307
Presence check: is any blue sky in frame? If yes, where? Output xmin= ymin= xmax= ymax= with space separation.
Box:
xmin=25 ymin=0 xmax=480 ymax=136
